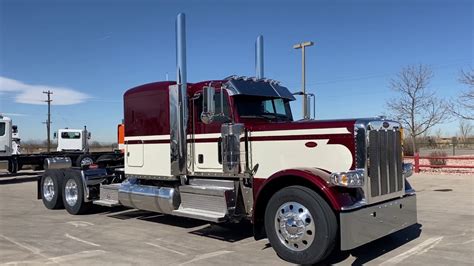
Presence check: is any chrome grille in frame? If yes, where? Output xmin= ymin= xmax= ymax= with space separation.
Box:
xmin=368 ymin=129 xmax=403 ymax=197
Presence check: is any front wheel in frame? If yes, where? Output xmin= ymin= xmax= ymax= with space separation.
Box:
xmin=264 ymin=185 xmax=337 ymax=265
xmin=62 ymin=170 xmax=92 ymax=215
xmin=75 ymin=155 xmax=94 ymax=167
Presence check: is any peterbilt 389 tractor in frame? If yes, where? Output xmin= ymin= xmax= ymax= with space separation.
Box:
xmin=38 ymin=13 xmax=417 ymax=265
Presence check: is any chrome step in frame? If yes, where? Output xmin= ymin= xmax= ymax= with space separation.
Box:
xmin=95 ymin=183 xmax=121 ymax=207
xmin=99 ymin=183 xmax=120 ymax=202
xmin=174 ymin=181 xmax=237 ymax=222
xmin=172 ymin=208 xmax=226 ymax=222
xmin=180 ymin=185 xmax=231 ymax=197
xmin=188 ymin=178 xmax=235 ymax=188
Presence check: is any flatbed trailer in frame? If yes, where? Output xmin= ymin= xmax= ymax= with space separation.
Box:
xmin=1 ymin=150 xmax=123 ymax=173
xmin=1 ymin=116 xmax=124 ymax=173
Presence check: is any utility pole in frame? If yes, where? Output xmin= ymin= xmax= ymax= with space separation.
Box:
xmin=293 ymin=41 xmax=314 ymax=119
xmin=43 ymin=90 xmax=53 ymax=152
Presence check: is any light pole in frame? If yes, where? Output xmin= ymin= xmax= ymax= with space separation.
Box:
xmin=293 ymin=41 xmax=314 ymax=119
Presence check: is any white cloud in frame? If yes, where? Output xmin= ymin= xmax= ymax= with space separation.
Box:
xmin=0 ymin=76 xmax=90 ymax=105
xmin=1 ymin=112 xmax=29 ymax=117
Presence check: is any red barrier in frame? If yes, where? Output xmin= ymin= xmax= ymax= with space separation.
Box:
xmin=405 ymin=153 xmax=474 ymax=173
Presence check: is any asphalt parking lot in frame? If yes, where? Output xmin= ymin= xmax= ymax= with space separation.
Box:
xmin=0 ymin=170 xmax=473 ymax=265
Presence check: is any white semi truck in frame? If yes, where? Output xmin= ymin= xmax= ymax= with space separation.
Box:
xmin=55 ymin=127 xmax=91 ymax=152
xmin=0 ymin=114 xmax=123 ymax=173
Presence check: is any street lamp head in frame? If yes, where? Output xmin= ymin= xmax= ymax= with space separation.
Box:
xmin=293 ymin=41 xmax=314 ymax=49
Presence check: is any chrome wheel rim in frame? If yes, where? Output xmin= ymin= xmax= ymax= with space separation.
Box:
xmin=65 ymin=179 xmax=78 ymax=206
xmin=43 ymin=176 xmax=55 ymax=202
xmin=274 ymin=201 xmax=315 ymax=251
xmin=80 ymin=157 xmax=93 ymax=167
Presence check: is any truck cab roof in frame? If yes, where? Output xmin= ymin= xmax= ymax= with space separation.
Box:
xmin=124 ymin=77 xmax=295 ymax=101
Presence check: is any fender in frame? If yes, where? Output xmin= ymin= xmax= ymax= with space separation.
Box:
xmin=251 ymin=168 xmax=361 ymax=240
xmin=253 ymin=168 xmax=355 ymax=212
xmin=252 ymin=167 xmax=358 ymax=240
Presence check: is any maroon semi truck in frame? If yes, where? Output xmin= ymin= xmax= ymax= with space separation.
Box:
xmin=38 ymin=13 xmax=417 ymax=264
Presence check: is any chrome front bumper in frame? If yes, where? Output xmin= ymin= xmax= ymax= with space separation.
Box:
xmin=340 ymin=194 xmax=417 ymax=250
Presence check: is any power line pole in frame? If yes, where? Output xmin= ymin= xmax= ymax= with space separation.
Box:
xmin=43 ymin=90 xmax=53 ymax=152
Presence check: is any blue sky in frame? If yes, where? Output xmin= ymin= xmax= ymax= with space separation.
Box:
xmin=0 ymin=0 xmax=472 ymax=142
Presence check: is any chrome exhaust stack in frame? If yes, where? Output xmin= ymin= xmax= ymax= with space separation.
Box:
xmin=255 ymin=35 xmax=264 ymax=79
xmin=170 ymin=13 xmax=188 ymax=176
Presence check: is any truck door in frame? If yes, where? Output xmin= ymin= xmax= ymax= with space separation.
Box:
xmin=126 ymin=141 xmax=144 ymax=167
xmin=191 ymin=90 xmax=232 ymax=172
xmin=0 ymin=119 xmax=12 ymax=156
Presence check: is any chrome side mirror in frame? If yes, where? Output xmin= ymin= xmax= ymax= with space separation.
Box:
xmin=201 ymin=86 xmax=216 ymax=124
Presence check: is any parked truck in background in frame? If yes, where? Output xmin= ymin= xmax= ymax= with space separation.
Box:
xmin=0 ymin=115 xmax=123 ymax=173
xmin=37 ymin=13 xmax=417 ymax=265
xmin=55 ymin=127 xmax=91 ymax=153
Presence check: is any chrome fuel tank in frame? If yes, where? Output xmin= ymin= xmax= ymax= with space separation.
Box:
xmin=44 ymin=157 xmax=72 ymax=170
xmin=118 ymin=179 xmax=180 ymax=214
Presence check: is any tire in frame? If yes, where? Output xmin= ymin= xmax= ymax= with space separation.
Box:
xmin=75 ymin=155 xmax=94 ymax=167
xmin=264 ymin=185 xmax=337 ymax=265
xmin=7 ymin=158 xmax=18 ymax=174
xmin=41 ymin=170 xmax=65 ymax=209
xmin=62 ymin=170 xmax=92 ymax=215
xmin=96 ymin=154 xmax=115 ymax=167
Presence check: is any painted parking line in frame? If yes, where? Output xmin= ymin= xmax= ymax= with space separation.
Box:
xmin=3 ymin=250 xmax=107 ymax=265
xmin=0 ymin=234 xmax=45 ymax=258
xmin=380 ymin=236 xmax=444 ymax=265
xmin=146 ymin=242 xmax=187 ymax=256
xmin=66 ymin=221 xmax=94 ymax=228
xmin=179 ymin=250 xmax=234 ymax=265
xmin=65 ymin=233 xmax=101 ymax=247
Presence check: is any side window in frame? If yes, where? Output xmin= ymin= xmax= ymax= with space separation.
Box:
xmin=273 ymin=99 xmax=286 ymax=115
xmin=195 ymin=91 xmax=231 ymax=119
xmin=214 ymin=91 xmax=231 ymax=116
xmin=263 ymin=100 xmax=273 ymax=113
xmin=0 ymin=122 xmax=5 ymax=136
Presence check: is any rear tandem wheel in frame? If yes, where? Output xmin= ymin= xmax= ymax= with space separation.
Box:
xmin=41 ymin=170 xmax=65 ymax=209
xmin=62 ymin=170 xmax=92 ymax=215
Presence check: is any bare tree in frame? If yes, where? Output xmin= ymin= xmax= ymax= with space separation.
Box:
xmin=387 ymin=64 xmax=449 ymax=152
xmin=458 ymin=119 xmax=473 ymax=144
xmin=451 ymin=68 xmax=474 ymax=120
xmin=459 ymin=68 xmax=474 ymax=86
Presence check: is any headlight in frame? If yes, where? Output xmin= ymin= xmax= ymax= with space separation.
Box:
xmin=330 ymin=169 xmax=365 ymax=187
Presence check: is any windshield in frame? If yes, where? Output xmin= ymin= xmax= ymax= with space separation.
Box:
xmin=61 ymin=132 xmax=81 ymax=139
xmin=0 ymin=122 xmax=5 ymax=136
xmin=234 ymin=96 xmax=293 ymax=122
